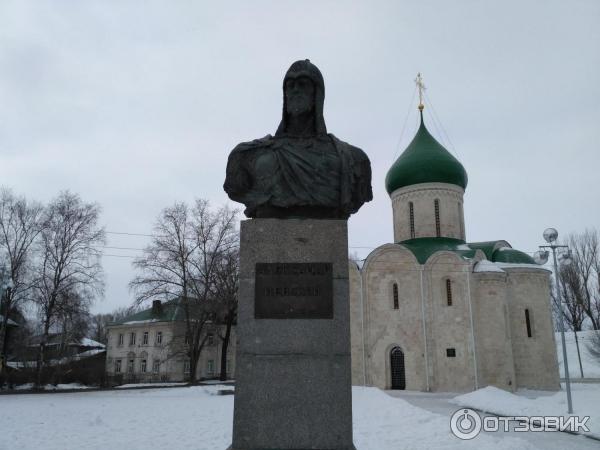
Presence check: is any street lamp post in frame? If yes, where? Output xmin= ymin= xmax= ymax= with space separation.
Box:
xmin=536 ymin=227 xmax=573 ymax=414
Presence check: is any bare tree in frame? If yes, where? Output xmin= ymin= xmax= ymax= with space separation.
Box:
xmin=32 ymin=191 xmax=105 ymax=386
xmin=587 ymin=330 xmax=600 ymax=361
xmin=563 ymin=230 xmax=600 ymax=330
xmin=0 ymin=188 xmax=44 ymax=379
xmin=551 ymin=270 xmax=586 ymax=332
xmin=213 ymin=247 xmax=239 ymax=381
xmin=130 ymin=200 xmax=237 ymax=383
xmin=88 ymin=307 xmax=132 ymax=345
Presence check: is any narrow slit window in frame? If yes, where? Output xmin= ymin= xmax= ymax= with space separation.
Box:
xmin=458 ymin=202 xmax=464 ymax=239
xmin=434 ymin=199 xmax=441 ymax=237
xmin=446 ymin=279 xmax=453 ymax=306
xmin=525 ymin=309 xmax=532 ymax=338
xmin=393 ymin=283 xmax=399 ymax=310
xmin=409 ymin=202 xmax=415 ymax=239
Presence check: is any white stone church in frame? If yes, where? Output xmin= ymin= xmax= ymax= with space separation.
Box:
xmin=348 ymin=106 xmax=560 ymax=392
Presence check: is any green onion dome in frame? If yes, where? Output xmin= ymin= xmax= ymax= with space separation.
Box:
xmin=385 ymin=112 xmax=468 ymax=195
xmin=491 ymin=247 xmax=536 ymax=264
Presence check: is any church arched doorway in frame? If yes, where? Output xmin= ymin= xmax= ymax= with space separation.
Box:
xmin=390 ymin=347 xmax=406 ymax=390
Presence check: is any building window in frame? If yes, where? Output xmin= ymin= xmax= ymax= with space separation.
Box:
xmin=446 ymin=348 xmax=456 ymax=357
xmin=434 ymin=199 xmax=441 ymax=237
xmin=185 ymin=333 xmax=190 ymax=345
xmin=207 ymin=360 xmax=214 ymax=375
xmin=115 ymin=359 xmax=122 ymax=373
xmin=156 ymin=331 xmax=162 ymax=345
xmin=184 ymin=360 xmax=190 ymax=374
xmin=140 ymin=359 xmax=147 ymax=373
xmin=129 ymin=332 xmax=136 ymax=346
xmin=143 ymin=331 xmax=148 ymax=345
xmin=127 ymin=359 xmax=134 ymax=373
xmin=409 ymin=201 xmax=415 ymax=239
xmin=118 ymin=333 xmax=124 ymax=346
xmin=153 ymin=359 xmax=160 ymax=374
xmin=207 ymin=333 xmax=215 ymax=346
xmin=392 ymin=283 xmax=399 ymax=310
xmin=525 ymin=309 xmax=533 ymax=338
xmin=446 ymin=279 xmax=453 ymax=306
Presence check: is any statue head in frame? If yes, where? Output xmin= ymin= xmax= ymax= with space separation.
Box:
xmin=276 ymin=59 xmax=327 ymax=136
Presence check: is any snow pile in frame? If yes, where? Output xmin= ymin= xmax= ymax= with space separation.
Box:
xmin=1 ymin=385 xmax=541 ymax=450
xmin=556 ymin=331 xmax=600 ymax=378
xmin=451 ymin=384 xmax=600 ymax=438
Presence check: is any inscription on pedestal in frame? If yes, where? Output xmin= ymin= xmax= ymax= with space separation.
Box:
xmin=254 ymin=262 xmax=333 ymax=319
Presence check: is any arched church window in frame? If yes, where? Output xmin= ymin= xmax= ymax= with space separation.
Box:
xmin=445 ymin=279 xmax=453 ymax=306
xmin=434 ymin=199 xmax=441 ymax=237
xmin=409 ymin=202 xmax=415 ymax=239
xmin=393 ymin=283 xmax=399 ymax=310
xmin=525 ymin=309 xmax=533 ymax=338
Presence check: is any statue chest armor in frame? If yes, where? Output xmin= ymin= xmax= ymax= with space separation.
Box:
xmin=252 ymin=138 xmax=341 ymax=204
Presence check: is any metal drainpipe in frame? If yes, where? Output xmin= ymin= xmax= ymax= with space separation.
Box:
xmin=359 ymin=264 xmax=367 ymax=386
xmin=420 ymin=266 xmax=430 ymax=392
xmin=466 ymin=265 xmax=479 ymax=390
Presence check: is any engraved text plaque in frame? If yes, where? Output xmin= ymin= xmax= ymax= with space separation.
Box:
xmin=254 ymin=262 xmax=333 ymax=319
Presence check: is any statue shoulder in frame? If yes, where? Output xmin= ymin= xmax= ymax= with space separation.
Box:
xmin=328 ymin=134 xmax=369 ymax=162
xmin=231 ymin=135 xmax=274 ymax=154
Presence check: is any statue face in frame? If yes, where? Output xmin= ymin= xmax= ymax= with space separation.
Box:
xmin=285 ymin=76 xmax=315 ymax=115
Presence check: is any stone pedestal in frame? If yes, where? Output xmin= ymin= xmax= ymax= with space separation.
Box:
xmin=229 ymin=219 xmax=355 ymax=450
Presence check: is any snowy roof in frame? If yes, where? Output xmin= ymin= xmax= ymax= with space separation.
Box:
xmin=28 ymin=334 xmax=106 ymax=348
xmin=0 ymin=314 xmax=19 ymax=327
xmin=110 ymin=298 xmax=185 ymax=326
xmin=473 ymin=260 xmax=505 ymax=273
xmin=79 ymin=338 xmax=105 ymax=348
xmin=494 ymin=262 xmax=550 ymax=271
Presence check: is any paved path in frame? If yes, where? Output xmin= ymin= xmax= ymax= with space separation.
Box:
xmin=385 ymin=390 xmax=598 ymax=450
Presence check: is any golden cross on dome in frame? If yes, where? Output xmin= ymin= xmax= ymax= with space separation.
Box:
xmin=415 ymin=72 xmax=426 ymax=111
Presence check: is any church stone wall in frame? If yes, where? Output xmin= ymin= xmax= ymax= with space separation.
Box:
xmin=359 ymin=246 xmax=426 ymax=390
xmin=505 ymin=268 xmax=560 ymax=390
xmin=349 ymin=261 xmax=365 ymax=385
xmin=423 ymin=253 xmax=475 ymax=392
xmin=391 ymin=183 xmax=465 ymax=242
xmin=472 ymin=272 xmax=516 ymax=391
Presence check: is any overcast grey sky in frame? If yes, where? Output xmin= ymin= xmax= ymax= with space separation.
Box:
xmin=1 ymin=1 xmax=598 ymax=314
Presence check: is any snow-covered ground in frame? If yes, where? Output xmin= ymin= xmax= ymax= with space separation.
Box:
xmin=451 ymin=383 xmax=600 ymax=438
xmin=0 ymin=385 xmax=567 ymax=450
xmin=557 ymin=331 xmax=600 ymax=378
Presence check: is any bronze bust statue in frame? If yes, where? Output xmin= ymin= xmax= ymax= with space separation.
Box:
xmin=224 ymin=59 xmax=372 ymax=219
